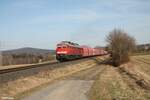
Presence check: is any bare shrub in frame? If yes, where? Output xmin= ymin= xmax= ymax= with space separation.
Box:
xmin=106 ymin=29 xmax=136 ymax=66
xmin=0 ymin=51 xmax=2 ymax=66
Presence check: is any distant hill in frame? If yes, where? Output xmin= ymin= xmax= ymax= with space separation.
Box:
xmin=2 ymin=47 xmax=55 ymax=55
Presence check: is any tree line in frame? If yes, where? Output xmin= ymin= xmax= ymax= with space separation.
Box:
xmin=1 ymin=53 xmax=54 ymax=66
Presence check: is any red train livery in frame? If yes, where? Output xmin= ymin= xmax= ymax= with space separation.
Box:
xmin=56 ymin=41 xmax=107 ymax=61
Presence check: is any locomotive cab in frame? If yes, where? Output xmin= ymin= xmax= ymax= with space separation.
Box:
xmin=56 ymin=41 xmax=82 ymax=61
xmin=56 ymin=44 xmax=68 ymax=61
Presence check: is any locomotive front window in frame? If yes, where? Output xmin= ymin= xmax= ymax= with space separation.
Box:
xmin=63 ymin=46 xmax=67 ymax=48
xmin=57 ymin=47 xmax=61 ymax=48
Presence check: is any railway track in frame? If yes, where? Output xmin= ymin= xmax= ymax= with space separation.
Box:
xmin=0 ymin=61 xmax=58 ymax=74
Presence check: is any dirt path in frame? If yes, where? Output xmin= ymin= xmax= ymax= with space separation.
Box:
xmin=22 ymin=63 xmax=106 ymax=100
xmin=23 ymin=80 xmax=93 ymax=100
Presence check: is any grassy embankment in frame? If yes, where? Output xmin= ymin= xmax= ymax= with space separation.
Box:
xmin=89 ymin=55 xmax=150 ymax=100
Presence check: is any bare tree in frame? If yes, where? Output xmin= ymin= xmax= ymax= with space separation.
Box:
xmin=0 ymin=42 xmax=2 ymax=66
xmin=106 ymin=29 xmax=136 ymax=66
xmin=0 ymin=51 xmax=2 ymax=66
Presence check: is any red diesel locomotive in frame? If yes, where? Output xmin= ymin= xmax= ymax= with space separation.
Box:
xmin=56 ymin=41 xmax=107 ymax=61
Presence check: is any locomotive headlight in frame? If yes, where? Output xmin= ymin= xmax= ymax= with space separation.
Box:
xmin=57 ymin=51 xmax=67 ymax=54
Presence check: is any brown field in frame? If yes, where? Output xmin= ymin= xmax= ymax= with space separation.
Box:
xmin=89 ymin=55 xmax=150 ymax=100
xmin=132 ymin=55 xmax=150 ymax=76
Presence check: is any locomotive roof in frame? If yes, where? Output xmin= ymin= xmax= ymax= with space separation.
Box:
xmin=61 ymin=41 xmax=79 ymax=45
xmin=58 ymin=41 xmax=81 ymax=48
xmin=61 ymin=41 xmax=79 ymax=46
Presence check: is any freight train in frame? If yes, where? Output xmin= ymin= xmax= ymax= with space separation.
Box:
xmin=56 ymin=41 xmax=107 ymax=62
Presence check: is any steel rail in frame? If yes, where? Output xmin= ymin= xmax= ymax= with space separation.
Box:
xmin=0 ymin=61 xmax=58 ymax=74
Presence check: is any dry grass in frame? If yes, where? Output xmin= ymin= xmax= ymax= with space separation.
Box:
xmin=132 ymin=55 xmax=150 ymax=76
xmin=89 ymin=65 xmax=150 ymax=100
xmin=89 ymin=55 xmax=150 ymax=100
xmin=1 ymin=55 xmax=150 ymax=100
xmin=119 ymin=62 xmax=150 ymax=90
xmin=0 ymin=57 xmax=103 ymax=99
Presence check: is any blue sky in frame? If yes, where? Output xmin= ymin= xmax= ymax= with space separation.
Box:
xmin=0 ymin=0 xmax=150 ymax=50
